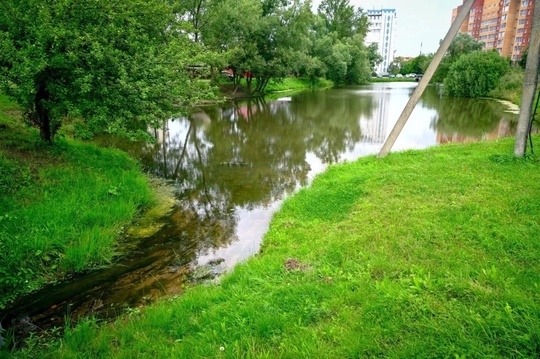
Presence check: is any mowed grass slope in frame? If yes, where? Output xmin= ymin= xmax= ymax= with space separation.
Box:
xmin=17 ymin=136 xmax=540 ymax=358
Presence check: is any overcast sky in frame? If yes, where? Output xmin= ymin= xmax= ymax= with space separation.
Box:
xmin=354 ymin=0 xmax=462 ymax=56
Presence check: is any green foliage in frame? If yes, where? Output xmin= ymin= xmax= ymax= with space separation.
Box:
xmin=0 ymin=0 xmax=215 ymax=142
xmin=317 ymin=0 xmax=368 ymax=39
xmin=264 ymin=77 xmax=333 ymax=93
xmin=519 ymin=46 xmax=528 ymax=69
xmin=444 ymin=51 xmax=510 ymax=98
xmin=400 ymin=54 xmax=429 ymax=75
xmin=489 ymin=66 xmax=525 ymax=105
xmin=0 ymin=100 xmax=155 ymax=308
xmin=447 ymin=32 xmax=485 ymax=59
xmin=430 ymin=33 xmax=485 ymax=83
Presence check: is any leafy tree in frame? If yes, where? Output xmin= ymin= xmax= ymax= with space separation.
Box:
xmin=366 ymin=43 xmax=383 ymax=72
xmin=0 ymin=0 xmax=210 ymax=143
xmin=444 ymin=51 xmax=510 ymax=98
xmin=317 ymin=0 xmax=368 ymax=39
xmin=447 ymin=32 xmax=484 ymax=59
xmin=431 ymin=32 xmax=484 ymax=83
xmin=175 ymin=0 xmax=214 ymax=43
xmin=203 ymin=0 xmax=313 ymax=94
xmin=400 ymin=54 xmax=428 ymax=75
xmin=315 ymin=0 xmax=371 ymax=85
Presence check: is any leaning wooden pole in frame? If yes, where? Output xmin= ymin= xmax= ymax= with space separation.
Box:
xmin=378 ymin=0 xmax=476 ymax=158
xmin=514 ymin=0 xmax=540 ymax=157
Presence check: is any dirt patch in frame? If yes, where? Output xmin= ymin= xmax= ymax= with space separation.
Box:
xmin=284 ymin=258 xmax=309 ymax=271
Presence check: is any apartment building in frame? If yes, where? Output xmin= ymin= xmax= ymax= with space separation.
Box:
xmin=365 ymin=9 xmax=397 ymax=75
xmin=451 ymin=0 xmax=535 ymax=61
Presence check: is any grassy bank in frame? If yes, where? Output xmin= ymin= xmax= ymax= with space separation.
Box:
xmin=12 ymin=136 xmax=540 ymax=358
xmin=0 ymin=95 xmax=155 ymax=308
xmin=265 ymin=77 xmax=333 ymax=93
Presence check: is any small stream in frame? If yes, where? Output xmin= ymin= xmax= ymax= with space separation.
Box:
xmin=1 ymin=83 xmax=521 ymax=343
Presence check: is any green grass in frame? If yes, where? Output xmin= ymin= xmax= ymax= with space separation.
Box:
xmin=265 ymin=77 xmax=333 ymax=93
xmin=12 ymin=136 xmax=540 ymax=358
xmin=489 ymin=67 xmax=525 ymax=105
xmin=0 ymin=94 xmax=155 ymax=308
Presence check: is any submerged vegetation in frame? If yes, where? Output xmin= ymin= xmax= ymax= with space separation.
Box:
xmin=7 ymin=134 xmax=539 ymax=357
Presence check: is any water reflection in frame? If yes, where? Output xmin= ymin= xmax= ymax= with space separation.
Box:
xmin=141 ymin=83 xmax=519 ymax=267
xmin=420 ymin=84 xmax=517 ymax=142
xmin=4 ymin=83 xmax=521 ymax=335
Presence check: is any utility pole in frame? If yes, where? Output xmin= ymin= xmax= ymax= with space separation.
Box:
xmin=514 ymin=0 xmax=540 ymax=157
xmin=378 ymin=0 xmax=477 ymax=158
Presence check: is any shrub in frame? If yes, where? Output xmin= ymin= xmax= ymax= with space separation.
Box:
xmin=444 ymin=51 xmax=510 ymax=98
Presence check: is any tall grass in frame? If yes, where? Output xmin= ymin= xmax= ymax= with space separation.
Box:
xmin=13 ymin=136 xmax=540 ymax=358
xmin=0 ymin=96 xmax=155 ymax=308
xmin=489 ymin=66 xmax=525 ymax=105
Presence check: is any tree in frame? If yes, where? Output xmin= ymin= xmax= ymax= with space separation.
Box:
xmin=431 ymin=32 xmax=484 ymax=83
xmin=400 ymin=55 xmax=428 ymax=75
xmin=444 ymin=51 xmax=510 ymax=98
xmin=316 ymin=0 xmax=371 ymax=85
xmin=0 ymin=0 xmax=210 ymax=143
xmin=447 ymin=32 xmax=484 ymax=59
xmin=202 ymin=0 xmax=313 ymax=94
xmin=317 ymin=0 xmax=368 ymax=39
xmin=366 ymin=43 xmax=383 ymax=72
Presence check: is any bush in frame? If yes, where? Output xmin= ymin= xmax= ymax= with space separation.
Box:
xmin=444 ymin=51 xmax=510 ymax=98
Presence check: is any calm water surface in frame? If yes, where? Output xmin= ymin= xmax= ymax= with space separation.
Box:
xmin=142 ymin=82 xmax=517 ymax=268
xmin=4 ymin=82 xmax=519 ymax=333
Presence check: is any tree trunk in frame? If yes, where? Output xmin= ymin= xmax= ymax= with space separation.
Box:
xmin=35 ymin=82 xmax=52 ymax=143
xmin=514 ymin=0 xmax=540 ymax=157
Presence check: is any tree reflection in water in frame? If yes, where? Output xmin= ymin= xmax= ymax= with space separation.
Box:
xmin=420 ymin=85 xmax=518 ymax=141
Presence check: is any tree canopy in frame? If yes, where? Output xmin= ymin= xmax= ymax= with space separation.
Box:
xmin=444 ymin=51 xmax=510 ymax=98
xmin=0 ymin=0 xmax=375 ymax=143
xmin=0 ymin=0 xmax=214 ymax=142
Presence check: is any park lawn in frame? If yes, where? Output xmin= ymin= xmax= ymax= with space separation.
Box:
xmin=12 ymin=135 xmax=540 ymax=358
xmin=0 ymin=94 xmax=155 ymax=308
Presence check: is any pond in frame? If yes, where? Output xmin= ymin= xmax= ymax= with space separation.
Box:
xmin=2 ymin=82 xmax=520 ymax=338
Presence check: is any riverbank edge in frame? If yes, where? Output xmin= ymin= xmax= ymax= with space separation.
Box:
xmin=11 ymin=135 xmax=540 ymax=358
xmin=0 ymin=77 xmax=329 ymax=311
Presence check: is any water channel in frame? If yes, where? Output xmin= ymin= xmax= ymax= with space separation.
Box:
xmin=2 ymin=82 xmax=520 ymax=339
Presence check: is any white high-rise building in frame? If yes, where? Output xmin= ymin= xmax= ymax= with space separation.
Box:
xmin=365 ymin=9 xmax=397 ymax=75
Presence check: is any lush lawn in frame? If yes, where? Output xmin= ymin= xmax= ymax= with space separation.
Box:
xmin=0 ymin=95 xmax=155 ymax=308
xmin=11 ymin=135 xmax=540 ymax=358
